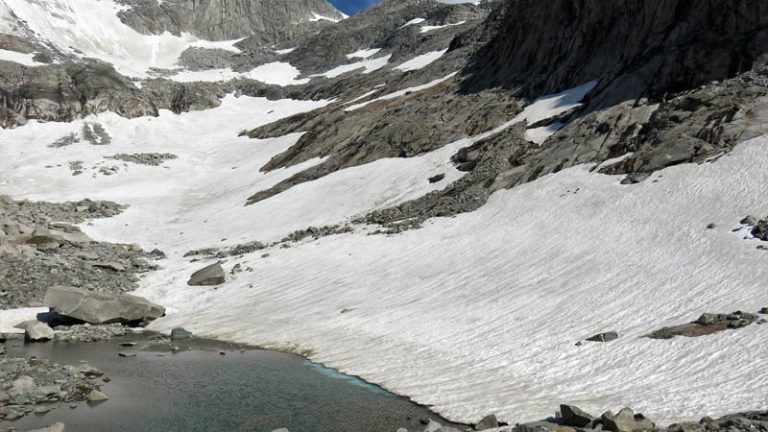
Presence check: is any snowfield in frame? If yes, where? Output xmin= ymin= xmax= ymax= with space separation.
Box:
xmin=1 ymin=75 xmax=767 ymax=426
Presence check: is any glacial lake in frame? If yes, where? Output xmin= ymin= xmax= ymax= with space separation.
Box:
xmin=6 ymin=334 xmax=455 ymax=432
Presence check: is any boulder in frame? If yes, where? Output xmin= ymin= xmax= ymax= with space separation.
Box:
xmin=560 ymin=404 xmax=596 ymax=427
xmin=475 ymin=414 xmax=500 ymax=430
xmin=602 ymin=408 xmax=655 ymax=432
xmin=759 ymin=307 xmax=767 ymax=315
xmin=86 ymin=389 xmax=108 ymax=404
xmin=586 ymin=331 xmax=619 ymax=342
xmin=170 ymin=327 xmax=193 ymax=340
xmin=21 ymin=320 xmax=55 ymax=342
xmin=28 ymin=422 xmax=66 ymax=432
xmin=187 ymin=262 xmax=226 ymax=286
xmin=44 ymin=285 xmax=165 ymax=326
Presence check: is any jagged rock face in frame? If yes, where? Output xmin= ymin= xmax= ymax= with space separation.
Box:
xmin=459 ymin=0 xmax=768 ymax=108
xmin=117 ymin=0 xmax=344 ymax=42
xmin=0 ymin=60 xmax=157 ymax=127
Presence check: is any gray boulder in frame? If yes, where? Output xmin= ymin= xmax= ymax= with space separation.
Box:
xmin=560 ymin=404 xmax=596 ymax=427
xmin=21 ymin=320 xmax=55 ymax=342
xmin=44 ymin=285 xmax=165 ymax=326
xmin=475 ymin=414 xmax=500 ymax=430
xmin=187 ymin=263 xmax=226 ymax=286
xmin=602 ymin=408 xmax=655 ymax=432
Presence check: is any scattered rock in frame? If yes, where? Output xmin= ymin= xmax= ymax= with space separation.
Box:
xmin=105 ymin=153 xmax=177 ymax=166
xmin=44 ymin=285 xmax=165 ymax=326
xmin=648 ymin=311 xmax=760 ymax=339
xmin=740 ymin=216 xmax=757 ymax=226
xmin=187 ymin=262 xmax=226 ymax=286
xmin=560 ymin=404 xmax=596 ymax=427
xmin=585 ymin=331 xmax=619 ymax=343
xmin=706 ymin=223 xmax=716 ymax=229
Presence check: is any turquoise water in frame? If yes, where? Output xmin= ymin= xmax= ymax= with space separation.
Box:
xmin=6 ymin=336 xmax=453 ymax=432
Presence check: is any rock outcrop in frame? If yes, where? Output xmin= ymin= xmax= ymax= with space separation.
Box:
xmin=460 ymin=0 xmax=768 ymax=109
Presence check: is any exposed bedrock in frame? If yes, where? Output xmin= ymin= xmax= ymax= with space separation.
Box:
xmin=458 ymin=0 xmax=768 ymax=110
xmin=116 ymin=0 xmax=344 ymax=42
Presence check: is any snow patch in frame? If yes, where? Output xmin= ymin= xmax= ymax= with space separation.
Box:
xmin=346 ymin=48 xmax=382 ymax=60
xmin=313 ymin=55 xmax=391 ymax=79
xmin=0 ymin=49 xmax=45 ymax=66
xmin=400 ymin=18 xmax=426 ymax=28
xmin=394 ymin=49 xmax=448 ymax=72
xmin=169 ymin=62 xmax=309 ymax=86
xmin=420 ymin=21 xmax=466 ymax=33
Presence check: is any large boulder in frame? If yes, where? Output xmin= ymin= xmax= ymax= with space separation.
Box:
xmin=187 ymin=262 xmax=226 ymax=286
xmin=21 ymin=320 xmax=55 ymax=342
xmin=43 ymin=285 xmax=165 ymax=326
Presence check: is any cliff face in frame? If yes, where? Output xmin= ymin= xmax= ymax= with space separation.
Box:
xmin=459 ymin=0 xmax=768 ymax=108
xmin=117 ymin=0 xmax=345 ymax=42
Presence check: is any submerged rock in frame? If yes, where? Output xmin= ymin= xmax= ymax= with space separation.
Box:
xmin=187 ymin=263 xmax=226 ymax=286
xmin=43 ymin=285 xmax=165 ymax=326
xmin=86 ymin=389 xmax=108 ymax=404
xmin=170 ymin=327 xmax=193 ymax=341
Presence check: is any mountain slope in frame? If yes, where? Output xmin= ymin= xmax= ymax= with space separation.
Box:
xmin=0 ymin=0 xmax=767 ymax=427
